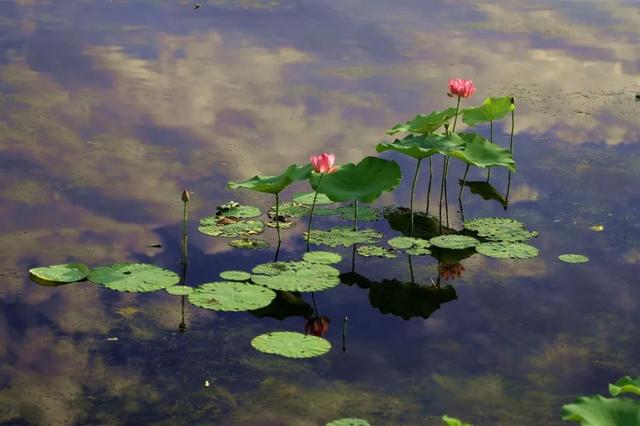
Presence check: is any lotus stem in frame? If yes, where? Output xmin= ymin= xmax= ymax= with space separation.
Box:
xmin=425 ymin=156 xmax=433 ymax=215
xmin=509 ymin=105 xmax=515 ymax=153
xmin=410 ymin=158 xmax=422 ymax=236
xmin=444 ymin=157 xmax=450 ymax=228
xmin=487 ymin=120 xmax=493 ymax=181
xmin=179 ymin=295 xmax=186 ymax=333
xmin=451 ymin=96 xmax=461 ymax=133
xmin=311 ymin=292 xmax=319 ymax=316
xmin=275 ymin=192 xmax=282 ymax=243
xmin=505 ymin=170 xmax=512 ymax=209
xmin=408 ymin=254 xmax=415 ymax=284
xmin=181 ymin=200 xmax=188 ymax=265
xmin=438 ymin=155 xmax=447 ymax=233
xmin=342 ymin=316 xmax=348 ymax=352
xmin=459 ymin=164 xmax=470 ymax=199
xmin=306 ymin=173 xmax=324 ymax=251
xmin=353 ymin=199 xmax=358 ymax=231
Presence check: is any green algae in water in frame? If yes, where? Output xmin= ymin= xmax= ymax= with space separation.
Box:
xmin=559 ymin=254 xmax=589 ymax=264
xmin=251 ymin=331 xmax=331 ymax=358
xmin=29 ymin=262 xmax=89 ymax=284
xmin=198 ymin=217 xmax=265 ymax=237
xmin=228 ymin=238 xmax=270 ymax=249
xmin=430 ymin=235 xmax=479 ymax=250
xmin=292 ymin=191 xmax=334 ymax=205
xmin=219 ymin=270 xmax=252 ymax=281
xmin=305 ymin=227 xmax=382 ymax=247
xmin=89 ymin=263 xmax=179 ymax=293
xmin=165 ymin=285 xmax=194 ymax=296
xmin=188 ymin=282 xmax=276 ymax=311
xmin=302 ymin=251 xmax=342 ymax=265
xmin=476 ymin=242 xmax=539 ymax=259
xmin=326 ymin=419 xmax=371 ymax=426
xmin=356 ymin=245 xmax=396 ymax=258
xmin=251 ymin=261 xmax=340 ymax=292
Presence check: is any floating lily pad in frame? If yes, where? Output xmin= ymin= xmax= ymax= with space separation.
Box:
xmin=442 ymin=415 xmax=472 ymax=426
xmin=562 ymin=395 xmax=640 ymax=425
xmin=356 ymin=245 xmax=396 ymax=258
xmin=387 ymin=236 xmax=416 ymax=249
xmin=302 ymin=251 xmax=342 ymax=265
xmin=305 ymin=227 xmax=382 ymax=247
xmin=228 ymin=238 xmax=270 ymax=249
xmin=265 ymin=220 xmax=295 ymax=229
xmin=292 ymin=191 xmax=333 ymax=205
xmin=463 ymin=217 xmax=537 ymax=242
xmin=188 ymin=282 xmax=276 ymax=311
xmin=216 ymin=202 xmax=261 ymax=218
xmin=228 ymin=163 xmax=312 ymax=194
xmin=251 ymin=261 xmax=340 ymax=292
xmin=29 ymin=263 xmax=90 ymax=284
xmin=198 ymin=217 xmax=264 ymax=237
xmin=251 ymin=331 xmax=331 ymax=358
xmin=387 ymin=236 xmax=431 ymax=255
xmin=219 ymin=270 xmax=252 ymax=281
xmin=610 ymin=376 xmax=640 ymax=397
xmin=336 ymin=205 xmax=381 ymax=221
xmin=165 ymin=285 xmax=194 ymax=296
xmin=89 ymin=263 xmax=179 ymax=293
xmin=326 ymin=419 xmax=371 ymax=426
xmin=269 ymin=202 xmax=310 ymax=218
xmin=430 ymin=235 xmax=479 ymax=250
xmin=559 ymin=254 xmax=589 ymax=264
xmin=476 ymin=242 xmax=539 ymax=259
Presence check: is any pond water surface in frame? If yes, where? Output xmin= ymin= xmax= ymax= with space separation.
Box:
xmin=1 ymin=1 xmax=640 ymax=425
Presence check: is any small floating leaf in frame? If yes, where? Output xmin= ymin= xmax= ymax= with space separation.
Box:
xmin=464 ymin=217 xmax=538 ymax=242
xmin=562 ymin=395 xmax=640 ymax=425
xmin=29 ymin=263 xmax=89 ymax=284
xmin=442 ymin=415 xmax=473 ymax=426
xmin=387 ymin=236 xmax=416 ymax=249
xmin=269 ymin=202 xmax=310 ymax=218
xmin=335 ymin=205 xmax=381 ymax=221
xmin=89 ymin=263 xmax=179 ymax=292
xmin=252 ymin=261 xmax=340 ymax=292
xmin=216 ymin=202 xmax=261 ymax=218
xmin=165 ymin=285 xmax=194 ymax=296
xmin=228 ymin=238 xmax=270 ymax=249
xmin=265 ymin=220 xmax=295 ymax=229
xmin=188 ymin=282 xmax=275 ymax=311
xmin=198 ymin=218 xmax=264 ymax=237
xmin=590 ymin=224 xmax=605 ymax=232
xmin=430 ymin=235 xmax=479 ymax=250
xmin=292 ymin=191 xmax=333 ymax=205
xmin=356 ymin=245 xmax=396 ymax=258
xmin=302 ymin=251 xmax=342 ymax=265
xmin=326 ymin=419 xmax=371 ymax=426
xmin=305 ymin=227 xmax=382 ymax=247
xmin=219 ymin=270 xmax=252 ymax=281
xmin=476 ymin=242 xmax=539 ymax=259
xmin=251 ymin=331 xmax=331 ymax=358
xmin=559 ymin=254 xmax=589 ymax=264
xmin=610 ymin=377 xmax=640 ymax=397
xmin=387 ymin=237 xmax=431 ymax=255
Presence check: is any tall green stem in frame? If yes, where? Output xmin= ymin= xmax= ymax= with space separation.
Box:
xmin=410 ymin=159 xmax=422 ymax=236
xmin=459 ymin=164 xmax=469 ymax=199
xmin=438 ymin=155 xmax=447 ymax=233
xmin=444 ymin=157 xmax=450 ymax=227
xmin=353 ymin=200 xmax=359 ymax=231
xmin=509 ymin=106 xmax=515 ymax=153
xmin=487 ymin=120 xmax=493 ymax=181
xmin=425 ymin=156 xmax=433 ymax=215
xmin=275 ymin=192 xmax=281 ymax=243
xmin=451 ymin=96 xmax=461 ymax=132
xmin=306 ymin=173 xmax=324 ymax=251
xmin=181 ymin=201 xmax=188 ymax=265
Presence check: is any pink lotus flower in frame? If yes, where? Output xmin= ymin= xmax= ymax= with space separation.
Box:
xmin=305 ymin=316 xmax=331 ymax=337
xmin=310 ymin=153 xmax=337 ymax=174
xmin=447 ymin=78 xmax=477 ymax=98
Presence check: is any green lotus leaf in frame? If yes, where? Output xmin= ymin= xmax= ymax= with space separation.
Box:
xmin=29 ymin=263 xmax=89 ymax=284
xmin=356 ymin=245 xmax=396 ymax=258
xmin=376 ymin=133 xmax=464 ymax=160
xmin=251 ymin=331 xmax=331 ymax=358
xmin=326 ymin=419 xmax=371 ymax=426
xmin=302 ymin=251 xmax=342 ymax=265
xmin=387 ymin=107 xmax=459 ymax=135
xmin=198 ymin=217 xmax=264 ymax=237
xmin=610 ymin=377 xmax=640 ymax=397
xmin=265 ymin=219 xmax=295 ymax=229
xmin=387 ymin=236 xmax=417 ymax=249
xmin=188 ymin=281 xmax=276 ymax=311
xmin=387 ymin=236 xmax=431 ymax=255
xmin=165 ymin=285 xmax=194 ymax=296
xmin=442 ymin=415 xmax=473 ymax=426
xmin=216 ymin=202 xmax=261 ymax=218
xmin=464 ymin=217 xmax=538 ymax=242
xmin=305 ymin=227 xmax=382 ymax=247
xmin=292 ymin=191 xmax=334 ymax=205
xmin=269 ymin=202 xmax=310 ymax=218
xmin=462 ymin=96 xmax=515 ymax=126
xmin=559 ymin=254 xmax=590 ymax=264
xmin=430 ymin=235 xmax=479 ymax=250
xmin=562 ymin=396 xmax=640 ymax=425
xmin=228 ymin=238 xmax=270 ymax=249
xmin=369 ymin=280 xmax=457 ymax=320
xmin=335 ymin=204 xmax=381 ymax=221
xmin=89 ymin=263 xmax=179 ymax=293
xmin=251 ymin=261 xmax=340 ymax=292
xmin=219 ymin=270 xmax=252 ymax=281
xmin=476 ymin=242 xmax=539 ymax=259
xmin=310 ymin=157 xmax=401 ymax=203
xmin=228 ymin=163 xmax=312 ymax=194
xmin=449 ymin=133 xmax=516 ymax=171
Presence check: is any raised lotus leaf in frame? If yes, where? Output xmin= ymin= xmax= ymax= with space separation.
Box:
xmin=376 ymin=133 xmax=465 ymax=160
xmin=198 ymin=217 xmax=264 ymax=237
xmin=302 ymin=251 xmax=342 ymax=265
xmin=325 ymin=419 xmax=371 ymax=426
xmin=562 ymin=395 xmax=640 ymax=425
xmin=305 ymin=227 xmax=382 ymax=248
xmin=442 ymin=415 xmax=473 ymax=426
xmin=228 ymin=163 xmax=312 ymax=194
xmin=188 ymin=281 xmax=276 ymax=311
xmin=310 ymin=156 xmax=401 ymax=203
xmin=387 ymin=236 xmax=431 ymax=255
xmin=292 ymin=191 xmax=333 ymax=205
xmin=463 ymin=217 xmax=537 ymax=242
xmin=559 ymin=254 xmax=589 ymax=264
xmin=165 ymin=285 xmax=194 ymax=296
xmin=251 ymin=260 xmax=340 ymax=292
xmin=610 ymin=376 xmax=640 ymax=397
xmin=387 ymin=107 xmax=459 ymax=135
xmin=449 ymin=133 xmax=516 ymax=171
xmin=335 ymin=204 xmax=381 ymax=221
xmin=89 ymin=263 xmax=179 ymax=292
xmin=356 ymin=245 xmax=396 ymax=258
xmin=462 ymin=96 xmax=515 ymax=126
xmin=430 ymin=235 xmax=479 ymax=250
xmin=228 ymin=238 xmax=270 ymax=249
xmin=476 ymin=242 xmax=539 ymax=259
xmin=251 ymin=331 xmax=331 ymax=358
xmin=219 ymin=270 xmax=252 ymax=281
xmin=29 ymin=263 xmax=90 ymax=284
xmin=216 ymin=201 xmax=261 ymax=218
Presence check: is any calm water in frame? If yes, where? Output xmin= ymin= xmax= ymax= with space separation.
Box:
xmin=1 ymin=1 xmax=640 ymax=425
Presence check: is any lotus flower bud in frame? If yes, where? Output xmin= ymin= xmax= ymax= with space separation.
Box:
xmin=181 ymin=189 xmax=190 ymax=203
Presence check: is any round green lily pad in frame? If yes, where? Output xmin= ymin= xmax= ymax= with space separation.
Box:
xmin=165 ymin=285 xmax=194 ymax=296
xmin=198 ymin=217 xmax=264 ymax=237
xmin=464 ymin=217 xmax=538 ymax=242
xmin=188 ymin=282 xmax=276 ymax=311
xmin=430 ymin=235 xmax=479 ymax=250
xmin=336 ymin=205 xmax=381 ymax=221
xmin=89 ymin=263 xmax=180 ymax=292
xmin=292 ymin=191 xmax=333 ymax=205
xmin=219 ymin=270 xmax=252 ymax=281
xmin=559 ymin=254 xmax=589 ymax=264
xmin=387 ymin=236 xmax=417 ymax=249
xmin=306 ymin=227 xmax=382 ymax=247
xmin=356 ymin=245 xmax=396 ymax=258
xmin=476 ymin=242 xmax=539 ymax=259
xmin=265 ymin=220 xmax=295 ymax=229
xmin=387 ymin=237 xmax=431 ymax=255
xmin=228 ymin=238 xmax=270 ymax=249
xmin=251 ymin=331 xmax=331 ymax=358
xmin=269 ymin=202 xmax=310 ymax=218
xmin=326 ymin=419 xmax=371 ymax=426
xmin=217 ymin=203 xmax=261 ymax=218
xmin=252 ymin=261 xmax=340 ymax=292
xmin=303 ymin=251 xmax=342 ymax=265
xmin=29 ymin=263 xmax=90 ymax=284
